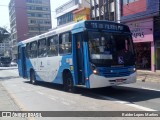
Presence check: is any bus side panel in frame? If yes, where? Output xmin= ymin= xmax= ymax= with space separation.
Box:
xmin=25 ymin=58 xmax=39 ymax=80
xmin=24 ymin=55 xmax=74 ymax=85
xmin=52 ymin=55 xmax=74 ymax=84
xmin=45 ymin=56 xmax=62 ymax=83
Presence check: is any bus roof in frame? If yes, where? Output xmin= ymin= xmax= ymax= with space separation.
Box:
xmin=18 ymin=20 xmax=130 ymax=45
xmin=18 ymin=22 xmax=78 ymax=45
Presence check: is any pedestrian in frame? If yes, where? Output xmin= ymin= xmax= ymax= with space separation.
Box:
xmin=142 ymin=56 xmax=148 ymax=68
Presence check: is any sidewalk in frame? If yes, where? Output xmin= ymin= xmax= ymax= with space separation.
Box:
xmin=137 ymin=70 xmax=160 ymax=83
xmin=0 ymin=81 xmax=20 ymax=111
xmin=0 ymin=82 xmax=28 ymax=120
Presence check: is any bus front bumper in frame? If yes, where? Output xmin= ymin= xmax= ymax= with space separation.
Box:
xmin=89 ymin=72 xmax=137 ymax=88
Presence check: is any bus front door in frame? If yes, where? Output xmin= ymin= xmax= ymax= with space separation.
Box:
xmin=75 ymin=33 xmax=85 ymax=85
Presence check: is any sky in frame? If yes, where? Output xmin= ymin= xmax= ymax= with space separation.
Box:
xmin=0 ymin=0 xmax=69 ymax=31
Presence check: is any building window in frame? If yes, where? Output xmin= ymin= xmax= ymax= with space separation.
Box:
xmin=26 ymin=0 xmax=42 ymax=4
xmin=57 ymin=12 xmax=73 ymax=26
xmin=27 ymin=12 xmax=50 ymax=18
xmin=26 ymin=0 xmax=50 ymax=4
xmin=27 ymin=5 xmax=50 ymax=11
xmin=123 ymin=0 xmax=139 ymax=5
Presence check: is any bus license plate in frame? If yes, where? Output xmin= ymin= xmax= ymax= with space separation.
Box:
xmin=116 ymin=79 xmax=125 ymax=83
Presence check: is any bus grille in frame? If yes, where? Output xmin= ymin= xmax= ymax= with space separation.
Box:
xmin=98 ymin=67 xmax=133 ymax=78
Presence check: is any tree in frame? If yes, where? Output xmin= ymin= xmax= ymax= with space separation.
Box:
xmin=0 ymin=27 xmax=10 ymax=43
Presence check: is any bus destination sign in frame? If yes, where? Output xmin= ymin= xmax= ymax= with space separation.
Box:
xmin=85 ymin=21 xmax=129 ymax=32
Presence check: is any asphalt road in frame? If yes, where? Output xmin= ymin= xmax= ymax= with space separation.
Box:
xmin=0 ymin=67 xmax=160 ymax=120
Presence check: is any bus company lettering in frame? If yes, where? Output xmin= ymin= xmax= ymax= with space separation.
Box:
xmin=90 ymin=22 xmax=124 ymax=31
xmin=105 ymin=24 xmax=124 ymax=31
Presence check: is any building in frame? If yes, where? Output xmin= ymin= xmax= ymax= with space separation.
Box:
xmin=0 ymin=39 xmax=11 ymax=57
xmin=9 ymin=0 xmax=52 ymax=59
xmin=121 ymin=0 xmax=160 ymax=72
xmin=73 ymin=7 xmax=91 ymax=22
xmin=55 ymin=0 xmax=90 ymax=27
xmin=0 ymin=27 xmax=11 ymax=57
xmin=90 ymin=0 xmax=120 ymax=22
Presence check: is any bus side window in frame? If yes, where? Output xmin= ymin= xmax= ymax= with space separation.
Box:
xmin=38 ymin=38 xmax=47 ymax=57
xmin=30 ymin=41 xmax=37 ymax=58
xmin=59 ymin=32 xmax=72 ymax=55
xmin=47 ymin=35 xmax=58 ymax=56
xmin=26 ymin=43 xmax=30 ymax=58
xmin=18 ymin=46 xmax=21 ymax=59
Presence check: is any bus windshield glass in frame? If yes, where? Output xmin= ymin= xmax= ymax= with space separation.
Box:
xmin=88 ymin=31 xmax=135 ymax=67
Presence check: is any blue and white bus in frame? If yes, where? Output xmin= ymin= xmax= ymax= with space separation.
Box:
xmin=18 ymin=20 xmax=136 ymax=92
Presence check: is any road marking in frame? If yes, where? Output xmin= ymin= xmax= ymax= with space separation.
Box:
xmin=98 ymin=95 xmax=157 ymax=111
xmin=50 ymin=97 xmax=56 ymax=101
xmin=141 ymin=87 xmax=160 ymax=92
xmin=47 ymin=95 xmax=59 ymax=101
xmin=21 ymin=87 xmax=31 ymax=92
xmin=36 ymin=91 xmax=44 ymax=95
xmin=61 ymin=101 xmax=70 ymax=106
xmin=48 ymin=95 xmax=59 ymax=99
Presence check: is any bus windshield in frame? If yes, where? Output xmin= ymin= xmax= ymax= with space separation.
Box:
xmin=88 ymin=31 xmax=135 ymax=67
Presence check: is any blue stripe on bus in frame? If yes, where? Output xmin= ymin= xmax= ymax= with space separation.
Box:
xmin=83 ymin=42 xmax=91 ymax=88
xmin=97 ymin=66 xmax=135 ymax=78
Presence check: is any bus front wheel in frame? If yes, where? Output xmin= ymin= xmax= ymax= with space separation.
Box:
xmin=30 ymin=71 xmax=37 ymax=85
xmin=63 ymin=72 xmax=76 ymax=92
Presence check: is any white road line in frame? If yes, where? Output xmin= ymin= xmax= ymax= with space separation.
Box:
xmin=48 ymin=95 xmax=59 ymax=99
xmin=50 ymin=97 xmax=56 ymax=101
xmin=141 ymin=87 xmax=160 ymax=92
xmin=21 ymin=87 xmax=31 ymax=92
xmin=61 ymin=101 xmax=70 ymax=106
xmin=99 ymin=95 xmax=157 ymax=111
xmin=36 ymin=91 xmax=44 ymax=95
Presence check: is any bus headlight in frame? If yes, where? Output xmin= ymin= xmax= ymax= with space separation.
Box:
xmin=91 ymin=63 xmax=99 ymax=74
xmin=128 ymin=67 xmax=136 ymax=72
xmin=93 ymin=70 xmax=98 ymax=74
xmin=133 ymin=67 xmax=136 ymax=71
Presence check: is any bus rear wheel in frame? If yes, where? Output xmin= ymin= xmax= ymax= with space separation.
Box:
xmin=30 ymin=71 xmax=37 ymax=85
xmin=63 ymin=72 xmax=76 ymax=92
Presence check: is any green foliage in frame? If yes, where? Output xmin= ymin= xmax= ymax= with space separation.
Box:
xmin=0 ymin=27 xmax=10 ymax=43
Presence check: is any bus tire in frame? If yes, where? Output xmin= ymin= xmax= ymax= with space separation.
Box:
xmin=30 ymin=70 xmax=37 ymax=85
xmin=63 ymin=72 xmax=76 ymax=92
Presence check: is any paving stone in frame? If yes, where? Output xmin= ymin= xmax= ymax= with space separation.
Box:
xmin=137 ymin=70 xmax=160 ymax=83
